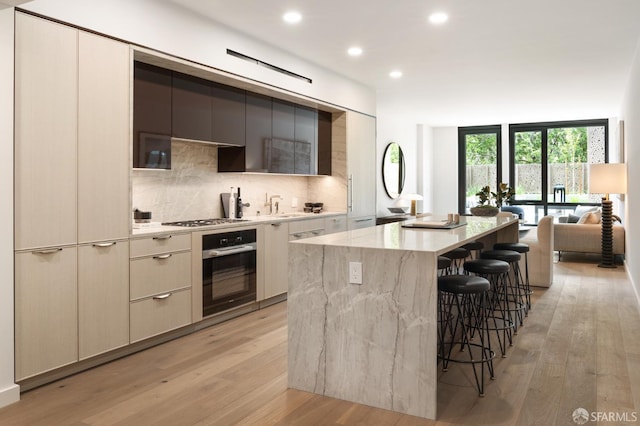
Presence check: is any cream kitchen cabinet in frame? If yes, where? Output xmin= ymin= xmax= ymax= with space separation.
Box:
xmin=15 ymin=13 xmax=132 ymax=380
xmin=130 ymin=234 xmax=192 ymax=343
xmin=346 ymin=112 xmax=377 ymax=230
xmin=262 ymin=221 xmax=290 ymax=300
xmin=14 ymin=13 xmax=78 ymax=250
xmin=289 ymin=218 xmax=325 ymax=240
xmin=78 ymin=241 xmax=130 ymax=360
xmin=324 ymin=215 xmax=348 ymax=234
xmin=15 ymin=247 xmax=78 ymax=381
xmin=15 ymin=13 xmax=129 ymax=249
xmin=77 ymin=31 xmax=130 ymax=243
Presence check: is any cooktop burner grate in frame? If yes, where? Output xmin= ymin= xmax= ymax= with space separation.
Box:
xmin=162 ymin=218 xmax=248 ymax=227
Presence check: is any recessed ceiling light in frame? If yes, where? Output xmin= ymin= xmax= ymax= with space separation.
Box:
xmin=283 ymin=11 xmax=302 ymax=24
xmin=389 ymin=70 xmax=403 ymax=79
xmin=429 ymin=12 xmax=448 ymax=24
xmin=347 ymin=46 xmax=363 ymax=57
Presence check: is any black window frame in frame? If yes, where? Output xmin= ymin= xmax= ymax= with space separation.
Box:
xmin=508 ymin=118 xmax=609 ymax=218
xmin=458 ymin=125 xmax=503 ymax=214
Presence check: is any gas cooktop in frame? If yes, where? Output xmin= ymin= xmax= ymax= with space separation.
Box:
xmin=162 ymin=218 xmax=248 ymax=227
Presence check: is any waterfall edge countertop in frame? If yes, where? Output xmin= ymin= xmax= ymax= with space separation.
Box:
xmin=289 ymin=214 xmax=518 ymax=254
xmin=287 ymin=214 xmax=519 ymax=420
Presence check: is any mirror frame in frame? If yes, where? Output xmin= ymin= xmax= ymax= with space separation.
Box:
xmin=382 ymin=142 xmax=406 ymax=199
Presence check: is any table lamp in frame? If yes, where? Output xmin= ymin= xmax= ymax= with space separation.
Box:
xmin=403 ymin=193 xmax=424 ymax=216
xmin=588 ymin=163 xmax=627 ymax=268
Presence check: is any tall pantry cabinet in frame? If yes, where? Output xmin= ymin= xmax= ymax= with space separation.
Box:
xmin=14 ymin=13 xmax=130 ymax=380
xmin=346 ymin=112 xmax=377 ymax=229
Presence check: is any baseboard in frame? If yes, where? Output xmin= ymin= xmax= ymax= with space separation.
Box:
xmin=0 ymin=383 xmax=20 ymax=409
xmin=624 ymin=260 xmax=640 ymax=311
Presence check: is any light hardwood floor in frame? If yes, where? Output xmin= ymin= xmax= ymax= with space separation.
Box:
xmin=1 ymin=257 xmax=638 ymax=425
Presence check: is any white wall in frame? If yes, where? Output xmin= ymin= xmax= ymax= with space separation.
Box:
xmin=21 ymin=0 xmax=375 ymax=116
xmin=0 ymin=7 xmax=20 ymax=408
xmin=620 ymin=39 xmax=640 ymax=298
xmin=376 ymin=110 xmax=421 ymax=215
xmin=431 ymin=127 xmax=459 ymax=214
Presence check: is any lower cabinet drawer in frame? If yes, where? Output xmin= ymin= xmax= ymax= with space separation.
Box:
xmin=130 ymin=288 xmax=192 ymax=343
xmin=130 ymin=251 xmax=191 ymax=300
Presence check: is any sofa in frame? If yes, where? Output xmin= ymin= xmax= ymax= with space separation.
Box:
xmin=554 ymin=205 xmax=625 ymax=257
xmin=519 ymin=215 xmax=554 ymax=287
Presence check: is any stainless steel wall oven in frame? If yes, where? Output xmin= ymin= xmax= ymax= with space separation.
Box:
xmin=202 ymin=229 xmax=257 ymax=317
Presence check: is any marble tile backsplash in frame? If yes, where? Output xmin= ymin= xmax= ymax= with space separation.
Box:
xmin=132 ymin=140 xmax=345 ymax=222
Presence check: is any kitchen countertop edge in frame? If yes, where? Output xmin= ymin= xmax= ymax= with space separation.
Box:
xmin=130 ymin=211 xmax=347 ymax=237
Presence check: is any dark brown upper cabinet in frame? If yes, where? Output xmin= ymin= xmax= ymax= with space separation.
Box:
xmin=317 ymin=110 xmax=332 ymax=175
xmin=244 ymin=92 xmax=272 ymax=172
xmin=133 ymin=61 xmax=172 ymax=168
xmin=294 ymin=106 xmax=317 ymax=174
xmin=212 ymin=83 xmax=246 ymax=146
xmin=272 ymin=99 xmax=295 ymax=141
xmin=172 ymin=71 xmax=212 ymax=142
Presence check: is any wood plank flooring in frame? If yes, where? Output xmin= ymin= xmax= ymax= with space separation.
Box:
xmin=0 ymin=257 xmax=638 ymax=425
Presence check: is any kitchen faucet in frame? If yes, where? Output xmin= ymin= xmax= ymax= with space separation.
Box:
xmin=268 ymin=195 xmax=282 ymax=215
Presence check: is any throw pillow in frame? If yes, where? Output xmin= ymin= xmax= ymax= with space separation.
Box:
xmin=590 ymin=210 xmax=602 ymax=223
xmin=577 ymin=212 xmax=600 ymax=224
xmin=574 ymin=205 xmax=599 ymax=217
xmin=567 ymin=214 xmax=581 ymax=223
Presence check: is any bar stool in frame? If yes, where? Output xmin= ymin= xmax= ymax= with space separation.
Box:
xmin=463 ymin=258 xmax=513 ymax=357
xmin=494 ymin=242 xmax=532 ymax=313
xmin=480 ymin=249 xmax=526 ymax=332
xmin=462 ymin=241 xmax=484 ymax=259
xmin=442 ymin=247 xmax=470 ymax=274
xmin=438 ymin=274 xmax=494 ymax=396
xmin=438 ymin=256 xmax=452 ymax=276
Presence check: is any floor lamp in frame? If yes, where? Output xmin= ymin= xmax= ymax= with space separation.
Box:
xmin=589 ymin=163 xmax=627 ymax=268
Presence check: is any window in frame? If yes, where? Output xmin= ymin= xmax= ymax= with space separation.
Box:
xmin=458 ymin=125 xmax=502 ymax=214
xmin=509 ymin=119 xmax=608 ymax=224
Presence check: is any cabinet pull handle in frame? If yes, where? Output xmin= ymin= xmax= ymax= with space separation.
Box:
xmin=153 ymin=254 xmax=172 ymax=260
xmin=271 ymin=223 xmax=281 ymax=227
xmin=152 ymin=293 xmax=172 ymax=300
xmin=355 ymin=218 xmax=373 ymax=223
xmin=292 ymin=233 xmax=303 ymax=238
xmin=311 ymin=230 xmax=322 ymax=235
xmin=92 ymin=242 xmax=116 ymax=248
xmin=153 ymin=235 xmax=172 ymax=240
xmin=348 ymin=174 xmax=354 ymax=212
xmin=32 ymin=248 xmax=63 ymax=255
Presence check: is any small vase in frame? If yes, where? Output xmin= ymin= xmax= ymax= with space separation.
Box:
xmin=470 ymin=206 xmax=499 ymax=217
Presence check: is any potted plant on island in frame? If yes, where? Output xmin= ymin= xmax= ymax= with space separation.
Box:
xmin=470 ymin=183 xmax=515 ymax=216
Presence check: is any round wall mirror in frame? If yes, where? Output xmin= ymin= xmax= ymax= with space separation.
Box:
xmin=382 ymin=142 xmax=405 ymax=199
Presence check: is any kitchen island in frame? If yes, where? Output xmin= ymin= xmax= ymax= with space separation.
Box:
xmin=287 ymin=215 xmax=518 ymax=420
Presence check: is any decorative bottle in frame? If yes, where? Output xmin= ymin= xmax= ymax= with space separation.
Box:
xmin=236 ymin=187 xmax=243 ymax=219
xmin=229 ymin=187 xmax=236 ymax=219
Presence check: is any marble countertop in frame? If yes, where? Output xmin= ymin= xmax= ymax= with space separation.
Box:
xmin=130 ymin=211 xmax=346 ymax=237
xmin=290 ymin=214 xmax=518 ymax=255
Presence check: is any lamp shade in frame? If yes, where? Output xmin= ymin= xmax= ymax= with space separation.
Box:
xmin=589 ymin=163 xmax=627 ymax=195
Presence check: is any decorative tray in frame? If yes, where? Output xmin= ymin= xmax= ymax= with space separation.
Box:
xmin=401 ymin=221 xmax=467 ymax=230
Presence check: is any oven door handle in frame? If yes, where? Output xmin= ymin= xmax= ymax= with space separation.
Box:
xmin=202 ymin=244 xmax=256 ymax=259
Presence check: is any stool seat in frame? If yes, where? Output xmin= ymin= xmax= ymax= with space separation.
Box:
xmin=493 ymin=242 xmax=530 ymax=253
xmin=462 ymin=241 xmax=484 ymax=251
xmin=481 ymin=249 xmax=521 ymax=263
xmin=438 ymin=256 xmax=452 ymax=270
xmin=438 ymin=274 xmax=490 ymax=294
xmin=464 ymin=259 xmax=510 ymax=275
xmin=443 ymin=247 xmax=470 ymax=259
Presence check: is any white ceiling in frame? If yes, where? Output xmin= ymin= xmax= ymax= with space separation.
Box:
xmin=168 ymin=0 xmax=640 ymax=126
